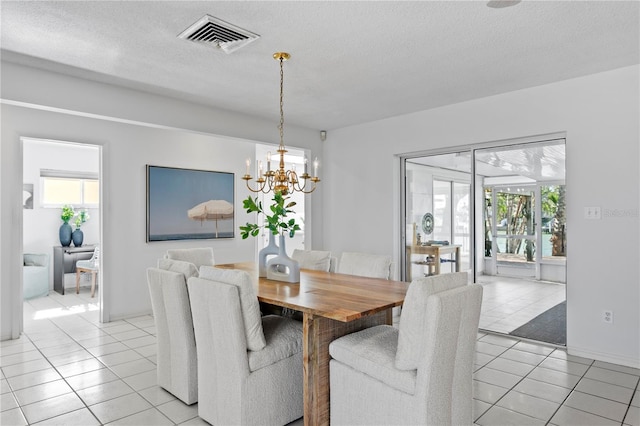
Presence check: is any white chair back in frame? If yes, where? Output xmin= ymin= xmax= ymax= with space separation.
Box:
xmin=187 ymin=273 xmax=304 ymax=425
xmin=146 ymin=267 xmax=198 ymax=404
xmin=291 ymin=249 xmax=332 ymax=272
xmin=165 ymin=247 xmax=214 ymax=268
xmin=329 ymin=275 xmax=483 ymax=425
xmin=337 ymin=252 xmax=392 ymax=279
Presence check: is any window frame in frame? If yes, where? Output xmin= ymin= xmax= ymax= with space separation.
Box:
xmin=40 ymin=169 xmax=100 ymax=208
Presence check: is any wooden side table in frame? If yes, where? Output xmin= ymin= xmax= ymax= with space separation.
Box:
xmin=406 ymin=244 xmax=461 ymax=280
xmin=52 ymin=245 xmax=95 ymax=295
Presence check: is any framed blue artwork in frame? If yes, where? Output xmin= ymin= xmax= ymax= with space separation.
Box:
xmin=146 ymin=165 xmax=234 ymax=242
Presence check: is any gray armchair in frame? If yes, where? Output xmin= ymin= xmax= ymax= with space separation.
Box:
xmin=187 ymin=267 xmax=303 ymax=425
xmin=23 ymin=253 xmax=49 ymax=299
xmin=329 ymin=273 xmax=482 ymax=425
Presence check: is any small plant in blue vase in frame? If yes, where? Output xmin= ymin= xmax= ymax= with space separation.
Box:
xmin=59 ymin=205 xmax=75 ymax=247
xmin=72 ymin=209 xmax=90 ymax=247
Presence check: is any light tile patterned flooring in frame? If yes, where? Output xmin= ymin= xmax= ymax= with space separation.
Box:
xmin=1 ymin=288 xmax=638 ymax=425
xmin=477 ymin=275 xmax=567 ymax=335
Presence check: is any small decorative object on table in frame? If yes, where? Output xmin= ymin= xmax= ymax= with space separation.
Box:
xmin=240 ymin=191 xmax=301 ymax=282
xmin=258 ymin=232 xmax=279 ymax=277
xmin=59 ymin=205 xmax=75 ymax=247
xmin=72 ymin=209 xmax=90 ymax=247
xmin=421 ymin=212 xmax=434 ymax=235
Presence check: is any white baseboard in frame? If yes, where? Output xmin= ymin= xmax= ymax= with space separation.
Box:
xmin=568 ymin=345 xmax=640 ymax=369
xmin=109 ymin=309 xmax=154 ymax=323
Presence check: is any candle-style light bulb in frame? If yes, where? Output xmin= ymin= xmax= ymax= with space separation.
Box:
xmin=304 ymin=157 xmax=308 ymax=175
xmin=245 ymin=158 xmax=251 ymax=175
xmin=313 ymin=157 xmax=319 ymax=177
xmin=267 ymin=152 xmax=271 ymax=172
xmin=258 ymin=160 xmax=263 ymax=178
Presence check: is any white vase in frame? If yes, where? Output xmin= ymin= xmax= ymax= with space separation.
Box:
xmin=258 ymin=233 xmax=279 ymax=277
xmin=266 ymin=234 xmax=300 ymax=283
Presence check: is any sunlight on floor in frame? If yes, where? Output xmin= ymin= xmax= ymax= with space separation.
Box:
xmin=33 ymin=303 xmax=99 ymax=320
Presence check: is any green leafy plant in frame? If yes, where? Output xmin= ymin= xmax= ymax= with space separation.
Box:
xmin=60 ymin=205 xmax=75 ymax=223
xmin=74 ymin=209 xmax=90 ymax=229
xmin=240 ymin=191 xmax=301 ymax=239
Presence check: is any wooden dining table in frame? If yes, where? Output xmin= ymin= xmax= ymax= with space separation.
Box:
xmin=216 ymin=262 xmax=409 ymax=426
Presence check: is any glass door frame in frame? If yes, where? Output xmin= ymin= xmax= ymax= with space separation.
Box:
xmin=485 ymin=183 xmax=540 ymax=278
xmin=399 ymin=132 xmax=566 ymax=284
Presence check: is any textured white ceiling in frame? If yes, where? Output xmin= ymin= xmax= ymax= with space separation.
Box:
xmin=1 ymin=1 xmax=638 ymax=130
xmin=408 ymin=140 xmax=565 ymax=181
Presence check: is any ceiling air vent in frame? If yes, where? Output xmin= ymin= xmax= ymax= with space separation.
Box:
xmin=178 ymin=15 xmax=260 ymax=54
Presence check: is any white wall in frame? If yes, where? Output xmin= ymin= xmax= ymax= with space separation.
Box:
xmin=23 ymin=140 xmax=100 ymax=290
xmin=3 ymin=60 xmax=638 ymax=368
xmin=323 ymin=65 xmax=640 ymax=367
xmin=1 ymin=61 xmax=323 ymax=339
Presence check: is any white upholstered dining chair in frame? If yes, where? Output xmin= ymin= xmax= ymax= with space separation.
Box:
xmin=146 ymin=259 xmax=199 ymax=404
xmin=337 ymin=251 xmax=392 ymax=279
xmin=187 ymin=267 xmax=304 ymax=425
xmin=291 ymin=249 xmax=333 ymax=272
xmin=164 ymin=247 xmax=214 ymax=268
xmin=329 ymin=272 xmax=482 ymax=425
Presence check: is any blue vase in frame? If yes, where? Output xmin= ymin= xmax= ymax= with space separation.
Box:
xmin=72 ymin=228 xmax=84 ymax=247
xmin=59 ymin=222 xmax=72 ymax=247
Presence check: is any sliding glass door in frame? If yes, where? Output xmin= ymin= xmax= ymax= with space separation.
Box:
xmin=401 ymin=137 xmax=566 ymax=345
xmin=477 ymin=141 xmax=566 ymax=281
xmin=402 ymin=153 xmax=471 ymax=281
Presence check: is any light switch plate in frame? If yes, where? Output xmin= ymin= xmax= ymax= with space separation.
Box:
xmin=584 ymin=206 xmax=601 ymax=220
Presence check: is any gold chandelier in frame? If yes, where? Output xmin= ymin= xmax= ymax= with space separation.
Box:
xmin=242 ymin=52 xmax=320 ymax=195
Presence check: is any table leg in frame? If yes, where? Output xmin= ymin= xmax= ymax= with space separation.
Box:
xmin=90 ymin=271 xmax=96 ymax=298
xmin=455 ymin=247 xmax=460 ymax=272
xmin=76 ymin=270 xmax=81 ymax=294
xmin=302 ymin=310 xmax=389 ymax=426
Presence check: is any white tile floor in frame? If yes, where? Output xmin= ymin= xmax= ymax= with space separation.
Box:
xmin=2 ymin=288 xmax=638 ymax=425
xmin=477 ymin=275 xmax=567 ymax=335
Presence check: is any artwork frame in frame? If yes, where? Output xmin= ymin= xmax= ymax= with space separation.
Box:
xmin=146 ymin=165 xmax=235 ymax=242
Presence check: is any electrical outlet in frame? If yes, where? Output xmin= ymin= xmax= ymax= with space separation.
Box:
xmin=584 ymin=206 xmax=601 ymax=219
xmin=603 ymin=310 xmax=613 ymax=324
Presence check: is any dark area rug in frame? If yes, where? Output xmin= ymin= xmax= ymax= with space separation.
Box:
xmin=509 ymin=301 xmax=566 ymax=346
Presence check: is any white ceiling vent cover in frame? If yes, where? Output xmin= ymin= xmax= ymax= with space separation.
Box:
xmin=178 ymin=15 xmax=260 ymax=54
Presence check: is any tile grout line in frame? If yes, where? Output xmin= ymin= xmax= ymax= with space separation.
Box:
xmin=620 ymin=378 xmax=640 ymax=426
xmin=20 ymin=316 xmax=104 ymax=425
xmin=1 ymin=323 xmax=83 ymax=422
xmin=476 ymin=337 xmax=554 ymax=424
xmin=473 ymin=334 xmax=639 ymax=425
xmin=540 ymin=357 xmax=595 ymax=425
xmin=17 ymin=292 xmax=174 ymax=425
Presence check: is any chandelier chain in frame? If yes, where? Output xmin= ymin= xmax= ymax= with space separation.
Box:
xmin=279 ymin=56 xmax=285 ymax=149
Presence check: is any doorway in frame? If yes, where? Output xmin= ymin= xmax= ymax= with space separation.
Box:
xmin=22 ymin=138 xmax=102 ymax=326
xmin=401 ymin=136 xmax=566 ymax=345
